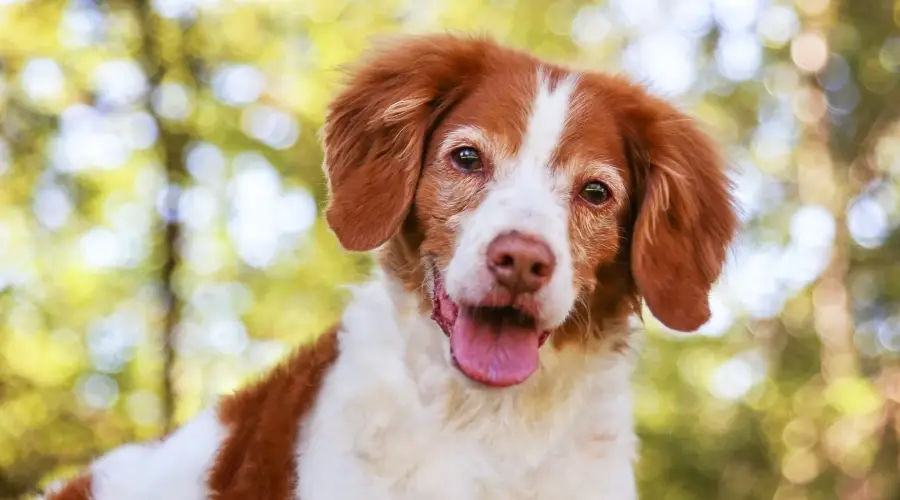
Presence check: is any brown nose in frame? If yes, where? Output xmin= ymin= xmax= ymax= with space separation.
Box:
xmin=486 ymin=232 xmax=556 ymax=294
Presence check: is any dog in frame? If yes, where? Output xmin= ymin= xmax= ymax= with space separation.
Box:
xmin=46 ymin=34 xmax=738 ymax=500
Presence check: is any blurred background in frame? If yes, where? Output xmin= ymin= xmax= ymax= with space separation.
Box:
xmin=0 ymin=0 xmax=899 ymax=498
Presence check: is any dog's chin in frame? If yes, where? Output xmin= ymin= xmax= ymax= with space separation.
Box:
xmin=431 ymin=272 xmax=551 ymax=388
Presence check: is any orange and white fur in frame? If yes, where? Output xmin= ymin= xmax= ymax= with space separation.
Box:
xmin=47 ymin=34 xmax=738 ymax=500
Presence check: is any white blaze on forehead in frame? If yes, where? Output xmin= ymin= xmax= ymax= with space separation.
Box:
xmin=445 ymin=69 xmax=580 ymax=329
xmin=511 ymin=71 xmax=580 ymax=178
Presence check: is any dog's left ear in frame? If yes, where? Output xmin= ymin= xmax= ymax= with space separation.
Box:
xmin=609 ymin=79 xmax=739 ymax=332
xmin=322 ymin=35 xmax=494 ymax=252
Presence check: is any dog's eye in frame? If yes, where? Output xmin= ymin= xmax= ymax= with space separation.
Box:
xmin=580 ymin=181 xmax=610 ymax=205
xmin=450 ymin=147 xmax=482 ymax=172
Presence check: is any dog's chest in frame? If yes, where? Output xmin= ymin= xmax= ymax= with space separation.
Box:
xmin=353 ymin=415 xmax=564 ymax=499
xmin=296 ymin=350 xmax=636 ymax=500
xmin=296 ymin=289 xmax=637 ymax=499
xmin=299 ymin=395 xmax=631 ymax=500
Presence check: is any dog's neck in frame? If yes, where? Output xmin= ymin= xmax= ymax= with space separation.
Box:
xmin=297 ymin=268 xmax=639 ymax=499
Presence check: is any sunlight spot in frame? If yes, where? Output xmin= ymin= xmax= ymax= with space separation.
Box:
xmin=241 ymin=105 xmax=300 ymax=150
xmin=212 ymin=64 xmax=266 ymax=107
xmin=847 ymin=196 xmax=889 ymax=249
xmin=33 ymin=185 xmax=72 ymax=230
xmin=93 ymin=59 xmax=149 ymax=107
xmin=709 ymin=352 xmax=765 ymax=401
xmin=77 ymin=373 xmax=119 ymax=409
xmin=20 ymin=58 xmax=65 ymax=103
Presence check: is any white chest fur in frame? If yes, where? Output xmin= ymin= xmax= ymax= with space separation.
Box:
xmin=297 ymin=276 xmax=638 ymax=500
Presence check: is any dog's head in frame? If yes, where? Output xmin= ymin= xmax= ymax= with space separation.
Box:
xmin=322 ymin=35 xmax=738 ymax=388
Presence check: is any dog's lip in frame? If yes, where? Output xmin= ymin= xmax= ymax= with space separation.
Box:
xmin=430 ymin=270 xmax=551 ymax=347
xmin=468 ymin=288 xmax=542 ymax=321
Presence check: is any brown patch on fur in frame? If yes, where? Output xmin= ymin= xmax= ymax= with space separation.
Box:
xmin=323 ymin=34 xmax=522 ymax=253
xmin=584 ymin=75 xmax=738 ymax=332
xmin=552 ymin=83 xmax=634 ymax=297
xmin=207 ymin=329 xmax=339 ymax=500
xmin=377 ymin=217 xmax=426 ymax=303
xmin=611 ymin=336 xmax=631 ymax=354
xmin=552 ymin=257 xmax=640 ymax=349
xmin=367 ymin=37 xmax=546 ymax=303
xmin=413 ymin=59 xmax=540 ymax=275
xmin=551 ymin=74 xmax=736 ymax=340
xmin=45 ymin=474 xmax=92 ymax=500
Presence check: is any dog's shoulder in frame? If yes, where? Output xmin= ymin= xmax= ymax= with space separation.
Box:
xmin=45 ymin=328 xmax=339 ymax=500
xmin=208 ymin=327 xmax=339 ymax=499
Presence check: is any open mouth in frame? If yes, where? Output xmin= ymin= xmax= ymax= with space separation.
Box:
xmin=431 ymin=272 xmax=551 ymax=387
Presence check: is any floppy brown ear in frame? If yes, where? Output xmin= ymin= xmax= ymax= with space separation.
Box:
xmin=322 ymin=35 xmax=493 ymax=251
xmin=611 ymin=81 xmax=738 ymax=332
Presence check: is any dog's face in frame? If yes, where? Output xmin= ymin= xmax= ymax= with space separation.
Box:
xmin=323 ymin=36 xmax=737 ymax=387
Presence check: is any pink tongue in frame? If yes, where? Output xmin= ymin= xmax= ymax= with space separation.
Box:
xmin=450 ymin=309 xmax=541 ymax=387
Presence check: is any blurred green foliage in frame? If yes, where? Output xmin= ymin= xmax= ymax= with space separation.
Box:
xmin=1 ymin=0 xmax=900 ymax=499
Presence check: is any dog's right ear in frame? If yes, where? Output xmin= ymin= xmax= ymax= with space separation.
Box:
xmin=322 ymin=35 xmax=493 ymax=252
xmin=608 ymin=79 xmax=738 ymax=332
